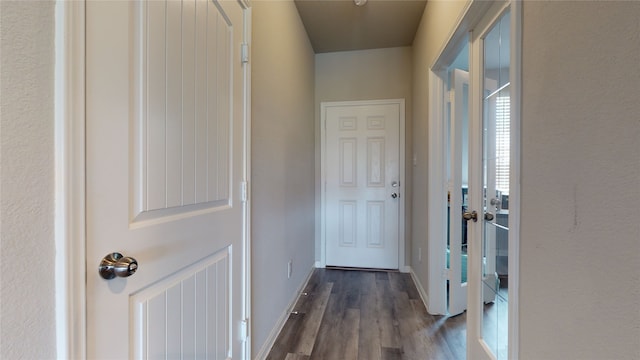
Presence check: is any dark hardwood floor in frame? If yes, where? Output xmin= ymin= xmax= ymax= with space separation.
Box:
xmin=266 ymin=268 xmax=467 ymax=360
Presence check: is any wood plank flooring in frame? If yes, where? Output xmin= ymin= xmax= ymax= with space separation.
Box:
xmin=266 ymin=268 xmax=466 ymax=360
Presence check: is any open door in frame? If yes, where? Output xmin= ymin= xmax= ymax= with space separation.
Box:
xmin=85 ymin=1 xmax=250 ymax=358
xmin=467 ymin=3 xmax=518 ymax=359
xmin=447 ymin=69 xmax=470 ymax=316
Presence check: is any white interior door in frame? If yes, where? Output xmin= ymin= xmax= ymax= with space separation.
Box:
xmin=468 ymin=3 xmax=516 ymax=359
xmin=86 ymin=1 xmax=249 ymax=358
xmin=447 ymin=69 xmax=470 ymax=316
xmin=322 ymin=100 xmax=402 ymax=269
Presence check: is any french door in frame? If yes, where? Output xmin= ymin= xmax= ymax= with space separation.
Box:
xmin=467 ymin=2 xmax=520 ymax=359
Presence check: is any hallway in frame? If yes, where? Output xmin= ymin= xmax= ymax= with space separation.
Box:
xmin=266 ymin=269 xmax=466 ymax=360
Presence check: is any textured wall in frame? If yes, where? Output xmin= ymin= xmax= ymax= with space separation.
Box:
xmin=251 ymin=0 xmax=316 ymax=357
xmin=315 ymin=47 xmax=414 ymax=266
xmin=0 ymin=1 xmax=57 ymax=358
xmin=520 ymin=2 xmax=640 ymax=358
xmin=410 ymin=0 xmax=468 ymax=307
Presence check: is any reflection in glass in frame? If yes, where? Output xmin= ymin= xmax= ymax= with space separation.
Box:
xmin=481 ymin=8 xmax=510 ymax=359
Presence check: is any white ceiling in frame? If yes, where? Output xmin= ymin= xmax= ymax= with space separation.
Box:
xmin=294 ymin=0 xmax=428 ymax=53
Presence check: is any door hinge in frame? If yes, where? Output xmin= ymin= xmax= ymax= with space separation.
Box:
xmin=240 ymin=318 xmax=249 ymax=342
xmin=241 ymin=43 xmax=249 ymax=64
xmin=240 ymin=181 xmax=248 ymax=203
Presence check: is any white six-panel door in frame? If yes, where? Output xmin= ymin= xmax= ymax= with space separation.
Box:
xmin=85 ymin=1 xmax=248 ymax=358
xmin=322 ymin=100 xmax=403 ymax=270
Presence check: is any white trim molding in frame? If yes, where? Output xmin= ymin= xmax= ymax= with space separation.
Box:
xmin=54 ymin=1 xmax=86 ymax=359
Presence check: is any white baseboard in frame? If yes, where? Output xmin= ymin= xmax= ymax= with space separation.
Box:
xmin=408 ymin=266 xmax=430 ymax=313
xmin=253 ymin=266 xmax=316 ymax=360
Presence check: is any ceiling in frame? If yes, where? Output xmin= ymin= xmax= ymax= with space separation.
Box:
xmin=294 ymin=0 xmax=428 ymax=53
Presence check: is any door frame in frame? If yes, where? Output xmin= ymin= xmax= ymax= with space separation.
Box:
xmin=54 ymin=1 xmax=252 ymax=358
xmin=427 ymin=1 xmax=521 ymax=358
xmin=319 ymin=99 xmax=407 ymax=271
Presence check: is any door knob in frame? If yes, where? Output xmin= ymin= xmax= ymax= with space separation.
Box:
xmin=99 ymin=252 xmax=138 ymax=280
xmin=484 ymin=212 xmax=495 ymax=221
xmin=391 ymin=192 xmax=399 ymax=199
xmin=463 ymin=210 xmax=478 ymax=222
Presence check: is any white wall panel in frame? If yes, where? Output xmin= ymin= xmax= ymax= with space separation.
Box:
xmin=367 ymin=116 xmax=386 ymax=130
xmin=166 ymin=0 xmax=183 ymax=209
xmin=133 ymin=0 xmax=233 ymax=221
xmin=339 ymin=116 xmax=357 ymax=130
xmin=132 ymin=249 xmax=230 ymax=359
xmin=194 ymin=0 xmax=209 ymax=204
xmin=216 ymin=15 xmax=231 ymax=202
xmin=339 ymin=201 xmax=357 ymax=247
xmin=367 ymin=201 xmax=385 ymax=247
xmin=181 ymin=0 xmax=197 ymax=206
xmin=367 ymin=137 xmax=385 ymax=187
xmin=146 ymin=0 xmax=167 ymax=211
xmin=339 ymin=138 xmax=357 ymax=186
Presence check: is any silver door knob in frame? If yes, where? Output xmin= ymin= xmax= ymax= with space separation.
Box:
xmin=391 ymin=192 xmax=399 ymax=199
xmin=484 ymin=212 xmax=495 ymax=221
xmin=99 ymin=252 xmax=138 ymax=280
xmin=463 ymin=210 xmax=478 ymax=222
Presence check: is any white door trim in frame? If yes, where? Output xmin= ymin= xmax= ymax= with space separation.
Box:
xmin=54 ymin=2 xmax=252 ymax=358
xmin=55 ymin=1 xmax=86 ymax=358
xmin=319 ymin=99 xmax=406 ymax=272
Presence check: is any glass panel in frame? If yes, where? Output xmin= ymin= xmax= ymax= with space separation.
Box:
xmin=446 ymin=53 xmax=470 ymax=316
xmin=481 ymin=9 xmax=510 ymax=359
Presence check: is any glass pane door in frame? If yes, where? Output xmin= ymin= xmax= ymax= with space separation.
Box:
xmin=447 ymin=67 xmax=470 ymax=316
xmin=481 ymin=9 xmax=510 ymax=359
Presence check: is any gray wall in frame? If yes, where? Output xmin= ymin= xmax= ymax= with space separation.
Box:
xmin=0 ymin=1 xmax=57 ymax=358
xmin=315 ymin=47 xmax=413 ymax=266
xmin=519 ymin=2 xmax=640 ymax=358
xmin=251 ymin=0 xmax=316 ymax=356
xmin=411 ymin=1 xmax=640 ymax=358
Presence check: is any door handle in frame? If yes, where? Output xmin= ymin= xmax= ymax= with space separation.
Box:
xmin=391 ymin=192 xmax=399 ymax=199
xmin=484 ymin=212 xmax=495 ymax=221
xmin=463 ymin=210 xmax=478 ymax=222
xmin=99 ymin=252 xmax=138 ymax=280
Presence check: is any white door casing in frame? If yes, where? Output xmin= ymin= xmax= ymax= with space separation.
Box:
xmin=321 ymin=100 xmax=405 ymax=270
xmin=85 ymin=1 xmax=249 ymax=358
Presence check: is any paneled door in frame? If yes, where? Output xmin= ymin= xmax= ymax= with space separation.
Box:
xmin=322 ymin=100 xmax=403 ymax=269
xmin=86 ymin=1 xmax=249 ymax=358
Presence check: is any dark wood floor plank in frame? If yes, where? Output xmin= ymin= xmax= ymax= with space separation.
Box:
xmin=266 ymin=313 xmax=306 ymax=360
xmin=291 ymin=282 xmax=333 ymax=356
xmin=375 ymin=275 xmax=402 ymax=350
xmin=340 ymin=308 xmax=361 ymax=359
xmin=308 ymin=293 xmax=344 ymax=359
xmin=381 ymin=347 xmax=402 ymax=360
xmin=284 ymin=353 xmax=310 ymax=360
xmin=357 ymin=276 xmax=382 ymax=360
